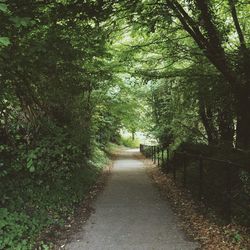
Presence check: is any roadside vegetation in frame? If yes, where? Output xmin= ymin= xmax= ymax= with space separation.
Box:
xmin=1 ymin=0 xmax=250 ymax=248
xmin=0 ymin=2 xmax=145 ymax=248
xmin=120 ymin=136 xmax=140 ymax=148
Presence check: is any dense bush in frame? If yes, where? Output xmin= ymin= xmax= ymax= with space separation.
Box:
xmin=0 ymin=123 xmax=108 ymax=249
xmin=0 ymin=1 xmax=118 ymax=248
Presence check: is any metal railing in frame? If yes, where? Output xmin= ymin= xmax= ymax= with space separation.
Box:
xmin=140 ymin=144 xmax=250 ymax=224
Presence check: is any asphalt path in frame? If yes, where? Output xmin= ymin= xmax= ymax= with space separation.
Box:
xmin=66 ymin=148 xmax=199 ymax=250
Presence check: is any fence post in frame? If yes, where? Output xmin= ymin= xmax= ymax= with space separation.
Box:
xmin=151 ymin=146 xmax=153 ymax=161
xmin=226 ymin=162 xmax=232 ymax=223
xmin=183 ymin=153 xmax=187 ymax=187
xmin=198 ymin=156 xmax=203 ymax=201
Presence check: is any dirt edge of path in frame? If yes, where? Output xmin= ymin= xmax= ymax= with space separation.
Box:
xmin=142 ymin=157 xmax=250 ymax=250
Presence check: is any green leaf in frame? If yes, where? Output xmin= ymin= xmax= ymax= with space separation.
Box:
xmin=9 ymin=16 xmax=35 ymax=28
xmin=233 ymin=233 xmax=241 ymax=242
xmin=0 ymin=37 xmax=10 ymax=46
xmin=27 ymin=158 xmax=34 ymax=170
xmin=29 ymin=166 xmax=35 ymax=172
xmin=0 ymin=3 xmax=8 ymax=13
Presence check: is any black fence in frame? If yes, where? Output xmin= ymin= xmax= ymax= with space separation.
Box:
xmin=140 ymin=144 xmax=250 ymax=225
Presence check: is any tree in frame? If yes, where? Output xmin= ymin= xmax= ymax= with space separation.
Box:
xmin=162 ymin=0 xmax=250 ymax=149
xmin=116 ymin=0 xmax=250 ymax=149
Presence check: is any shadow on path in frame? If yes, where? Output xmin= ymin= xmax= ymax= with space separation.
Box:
xmin=66 ymin=148 xmax=199 ymax=250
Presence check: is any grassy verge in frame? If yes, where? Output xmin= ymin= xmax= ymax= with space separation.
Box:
xmin=120 ymin=137 xmax=140 ymax=148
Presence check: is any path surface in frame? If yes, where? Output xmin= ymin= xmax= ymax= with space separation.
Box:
xmin=66 ymin=149 xmax=199 ymax=250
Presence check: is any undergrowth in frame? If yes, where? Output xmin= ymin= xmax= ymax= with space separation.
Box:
xmin=0 ymin=140 xmax=109 ymax=250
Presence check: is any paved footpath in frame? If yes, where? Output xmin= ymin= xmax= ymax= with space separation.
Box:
xmin=66 ymin=149 xmax=199 ymax=250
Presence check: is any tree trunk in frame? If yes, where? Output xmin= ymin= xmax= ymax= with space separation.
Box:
xmin=165 ymin=0 xmax=250 ymax=148
xmin=132 ymin=131 xmax=135 ymax=140
xmin=217 ymin=107 xmax=234 ymax=147
xmin=235 ymin=88 xmax=250 ymax=149
xmin=198 ymin=98 xmax=218 ymax=145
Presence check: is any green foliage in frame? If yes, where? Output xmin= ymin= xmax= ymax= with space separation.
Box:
xmin=233 ymin=232 xmax=242 ymax=243
xmin=0 ymin=0 xmax=118 ymax=248
xmin=9 ymin=17 xmax=35 ymax=28
xmin=2 ymin=0 xmax=250 ymax=247
xmin=0 ymin=142 xmax=106 ymax=249
xmin=0 ymin=37 xmax=10 ymax=47
xmin=120 ymin=136 xmax=140 ymax=148
xmin=0 ymin=209 xmax=33 ymax=249
xmin=0 ymin=3 xmax=8 ymax=13
xmin=90 ymin=144 xmax=110 ymax=169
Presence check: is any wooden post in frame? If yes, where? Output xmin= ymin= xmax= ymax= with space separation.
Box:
xmin=198 ymin=157 xmax=203 ymax=201
xmin=151 ymin=146 xmax=154 ymax=161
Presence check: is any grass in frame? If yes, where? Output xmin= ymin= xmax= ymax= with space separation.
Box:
xmin=120 ymin=136 xmax=140 ymax=148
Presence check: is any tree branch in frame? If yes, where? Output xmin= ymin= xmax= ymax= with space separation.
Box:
xmin=228 ymin=0 xmax=246 ymax=50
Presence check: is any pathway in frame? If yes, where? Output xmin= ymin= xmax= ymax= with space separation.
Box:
xmin=66 ymin=149 xmax=199 ymax=250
